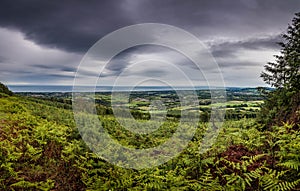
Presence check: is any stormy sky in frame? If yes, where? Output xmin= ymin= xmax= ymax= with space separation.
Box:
xmin=0 ymin=0 xmax=299 ymax=87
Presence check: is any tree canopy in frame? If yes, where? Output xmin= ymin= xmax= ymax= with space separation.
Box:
xmin=260 ymin=12 xmax=300 ymax=127
xmin=0 ymin=82 xmax=13 ymax=96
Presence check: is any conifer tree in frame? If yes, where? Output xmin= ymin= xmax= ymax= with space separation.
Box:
xmin=0 ymin=82 xmax=13 ymax=96
xmin=260 ymin=12 xmax=300 ymax=127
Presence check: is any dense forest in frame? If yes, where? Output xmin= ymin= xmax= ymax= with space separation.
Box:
xmin=0 ymin=13 xmax=299 ymax=191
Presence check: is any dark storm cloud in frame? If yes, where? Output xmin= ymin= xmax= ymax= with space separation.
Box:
xmin=40 ymin=74 xmax=75 ymax=79
xmin=0 ymin=0 xmax=299 ymax=86
xmin=0 ymin=0 xmax=299 ymax=53
xmin=105 ymin=60 xmax=129 ymax=73
xmin=129 ymin=0 xmax=299 ymax=32
xmin=0 ymin=0 xmax=133 ymax=53
xmin=32 ymin=64 xmax=76 ymax=72
xmin=103 ymin=45 xmax=188 ymax=76
xmin=2 ymin=70 xmax=75 ymax=85
xmin=0 ymin=55 xmax=8 ymax=63
xmin=17 ymin=73 xmax=76 ymax=80
xmin=217 ymin=60 xmax=262 ymax=69
xmin=210 ymin=35 xmax=282 ymax=58
xmin=138 ymin=69 xmax=167 ymax=77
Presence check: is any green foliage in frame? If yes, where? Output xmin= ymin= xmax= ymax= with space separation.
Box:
xmin=0 ymin=97 xmax=85 ymax=190
xmin=261 ymin=13 xmax=300 ymax=90
xmin=260 ymin=12 xmax=300 ymax=126
xmin=0 ymin=82 xmax=13 ymax=96
xmin=0 ymin=89 xmax=300 ymax=190
xmin=10 ymin=179 xmax=55 ymax=191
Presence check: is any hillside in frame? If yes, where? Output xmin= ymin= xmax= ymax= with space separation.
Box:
xmin=0 ymin=94 xmax=299 ymax=190
xmin=0 ymin=82 xmax=13 ymax=97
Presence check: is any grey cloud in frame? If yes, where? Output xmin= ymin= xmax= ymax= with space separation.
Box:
xmin=0 ymin=0 xmax=133 ymax=53
xmin=138 ymin=69 xmax=167 ymax=77
xmin=77 ymin=69 xmax=99 ymax=77
xmin=0 ymin=55 xmax=8 ymax=63
xmin=32 ymin=64 xmax=76 ymax=72
xmin=102 ymin=45 xmax=191 ymax=76
xmin=122 ymin=0 xmax=299 ymax=38
xmin=16 ymin=72 xmax=75 ymax=79
xmin=41 ymin=74 xmax=75 ymax=79
xmin=0 ymin=0 xmax=299 ymax=86
xmin=122 ymin=69 xmax=168 ymax=78
xmin=2 ymin=72 xmax=75 ymax=85
xmin=210 ymin=35 xmax=281 ymax=59
xmin=105 ymin=60 xmax=129 ymax=73
xmin=218 ymin=60 xmax=262 ymax=69
xmin=0 ymin=0 xmax=298 ymax=53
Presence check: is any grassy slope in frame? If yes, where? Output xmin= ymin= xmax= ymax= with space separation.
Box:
xmin=0 ymin=95 xmax=87 ymax=190
xmin=0 ymin=95 xmax=299 ymax=190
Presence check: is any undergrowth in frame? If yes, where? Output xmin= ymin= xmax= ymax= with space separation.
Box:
xmin=0 ymin=96 xmax=299 ymax=190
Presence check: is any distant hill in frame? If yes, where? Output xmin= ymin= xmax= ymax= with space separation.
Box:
xmin=0 ymin=82 xmax=13 ymax=96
